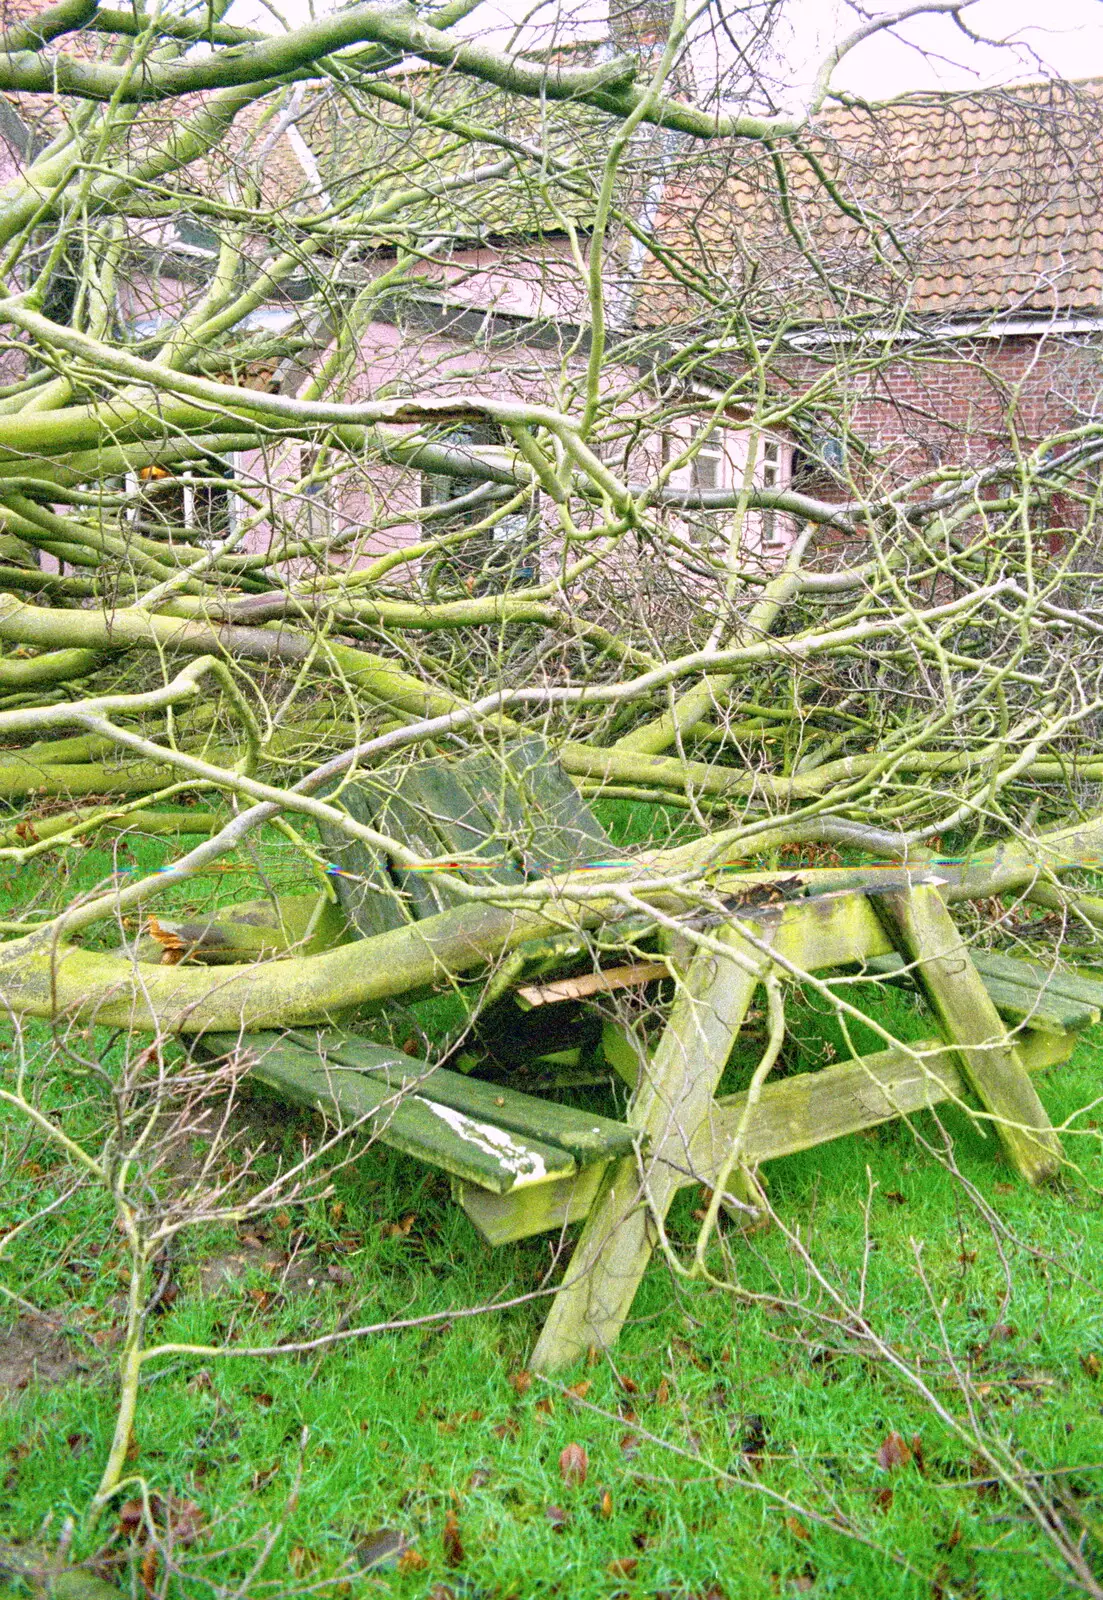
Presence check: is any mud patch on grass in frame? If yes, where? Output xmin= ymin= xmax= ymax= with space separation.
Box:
xmin=0 ymin=1315 xmax=85 ymax=1399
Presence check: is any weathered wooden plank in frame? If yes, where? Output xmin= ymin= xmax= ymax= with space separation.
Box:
xmin=400 ymin=764 xmax=526 ymax=885
xmin=291 ymin=1030 xmax=641 ymax=1165
xmin=968 ymin=976 xmax=1097 ymax=1034
xmin=458 ymin=1164 xmax=605 ymax=1246
xmin=861 ymin=952 xmax=1098 ymax=1033
xmin=458 ymin=1027 xmax=1076 ymax=1245
xmin=773 ymin=889 xmax=894 ymax=971
xmin=971 ymin=949 xmax=1103 ymax=1011
xmin=516 ymin=961 xmax=670 ymax=1008
xmin=315 ymin=778 xmax=408 ymax=940
xmin=507 ymin=737 xmax=621 ymax=861
xmin=318 ymin=740 xmax=618 ymax=944
xmin=206 ymin=1031 xmax=577 ymax=1194
xmin=601 ymin=1018 xmax=645 ymax=1089
xmin=662 ymin=889 xmax=893 ymax=975
xmin=699 ymin=1029 xmax=1071 ymax=1171
xmin=529 ymin=920 xmax=774 ymax=1373
xmin=372 ymin=789 xmax=455 ymax=921
xmin=871 ymin=884 xmax=1063 ymax=1184
xmin=457 ymin=738 xmax=620 ymax=870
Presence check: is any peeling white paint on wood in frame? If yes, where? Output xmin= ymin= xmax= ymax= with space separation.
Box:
xmin=423 ymin=1099 xmax=567 ymax=1187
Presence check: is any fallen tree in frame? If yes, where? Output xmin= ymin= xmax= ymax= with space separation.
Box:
xmin=0 ymin=0 xmax=1098 ymax=1026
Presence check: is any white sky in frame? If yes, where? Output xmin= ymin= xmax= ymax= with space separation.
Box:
xmin=227 ymin=0 xmax=1103 ymax=102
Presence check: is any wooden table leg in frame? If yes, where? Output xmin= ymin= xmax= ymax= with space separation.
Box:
xmin=530 ymin=919 xmax=775 ymax=1373
xmin=872 ymin=883 xmax=1062 ymax=1184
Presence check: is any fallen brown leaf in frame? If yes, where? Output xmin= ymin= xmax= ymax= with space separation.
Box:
xmin=559 ymin=1442 xmax=588 ymax=1487
xmin=288 ymin=1545 xmax=316 ymax=1577
xmin=139 ymin=1547 xmax=158 ymax=1597
xmin=565 ymin=1380 xmax=591 ymax=1400
xmin=117 ymin=1501 xmax=144 ymax=1537
xmin=785 ymin=1515 xmax=810 ymax=1541
xmin=380 ymin=1212 xmax=417 ymax=1239
xmin=671 ymin=1335 xmax=707 ymax=1369
xmin=607 ymin=1557 xmax=638 ymax=1579
xmin=876 ymin=1431 xmax=912 ymax=1471
xmin=510 ymin=1369 xmax=533 ymax=1397
xmin=442 ymin=1510 xmax=464 ymax=1567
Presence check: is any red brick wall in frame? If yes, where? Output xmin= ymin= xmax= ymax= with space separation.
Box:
xmin=780 ymin=332 xmax=1103 ymax=491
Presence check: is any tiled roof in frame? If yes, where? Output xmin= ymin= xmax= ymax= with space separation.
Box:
xmin=640 ymin=77 xmax=1103 ymax=328
xmin=2 ymin=1 xmax=1100 ymax=336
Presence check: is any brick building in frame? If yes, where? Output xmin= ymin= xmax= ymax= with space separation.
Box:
xmin=642 ymin=76 xmax=1103 ymax=504
xmin=0 ymin=0 xmax=1100 ymax=575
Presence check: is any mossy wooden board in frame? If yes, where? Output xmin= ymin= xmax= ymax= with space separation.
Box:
xmin=318 ymin=739 xmax=618 ymax=939
xmin=205 ymin=1032 xmax=577 ymax=1193
xmin=453 ymin=738 xmax=620 ymax=869
xmin=458 ymin=1027 xmax=1076 ymax=1245
xmin=288 ymin=1030 xmax=641 ymax=1165
xmin=399 ymin=764 xmax=527 ymax=884
xmin=315 ymin=776 xmax=409 ymax=939
xmin=971 ymin=949 xmax=1103 ymax=1010
xmin=871 ymin=885 xmax=1061 ymax=1183
xmin=863 ymin=951 xmax=1099 ymax=1032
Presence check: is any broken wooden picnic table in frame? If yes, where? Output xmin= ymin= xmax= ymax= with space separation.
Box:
xmin=195 ymin=739 xmax=1100 ymax=1372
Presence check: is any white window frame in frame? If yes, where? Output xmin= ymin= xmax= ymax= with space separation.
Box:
xmin=760 ymin=439 xmax=786 ymax=546
xmin=125 ymin=455 xmax=238 ymax=545
xmin=690 ymin=440 xmax=723 ymax=493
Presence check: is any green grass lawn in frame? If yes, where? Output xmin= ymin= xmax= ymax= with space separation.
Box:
xmin=3 ymin=811 xmax=1103 ymax=1598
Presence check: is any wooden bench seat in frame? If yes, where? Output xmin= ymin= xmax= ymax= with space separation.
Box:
xmin=864 ymin=948 xmax=1103 ymax=1035
xmin=196 ymin=738 xmax=1097 ymax=1372
xmin=209 ymin=1028 xmax=642 ymax=1196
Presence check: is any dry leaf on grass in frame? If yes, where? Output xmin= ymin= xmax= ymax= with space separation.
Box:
xmin=876 ymin=1431 xmax=912 ymax=1471
xmin=607 ymin=1556 xmax=638 ymax=1578
xmin=559 ymin=1442 xmax=588 ymax=1486
xmin=442 ymin=1510 xmax=464 ymax=1567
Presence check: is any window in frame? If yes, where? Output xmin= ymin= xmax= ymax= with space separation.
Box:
xmin=300 ymin=446 xmax=334 ymax=543
xmin=761 ymin=439 xmax=785 ymax=545
xmin=690 ymin=442 xmax=721 ymax=493
xmin=791 ymin=430 xmax=844 ymax=490
xmin=421 ymin=423 xmax=539 ymax=592
xmin=128 ymin=460 xmax=236 ymax=546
